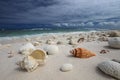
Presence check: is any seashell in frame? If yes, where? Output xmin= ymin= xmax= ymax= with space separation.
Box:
xmin=60 ymin=64 xmax=73 ymax=72
xmin=32 ymin=41 xmax=40 ymax=46
xmin=77 ymin=37 xmax=85 ymax=43
xmin=100 ymin=49 xmax=109 ymax=54
xmin=18 ymin=49 xmax=47 ymax=72
xmin=98 ymin=61 xmax=120 ymax=79
xmin=98 ymin=36 xmax=108 ymax=41
xmin=109 ymin=31 xmax=120 ymax=37
xmin=108 ymin=37 xmax=120 ymax=49
xmin=46 ymin=39 xmax=55 ymax=45
xmin=69 ymin=39 xmax=77 ymax=45
xmin=70 ymin=48 xmax=96 ymax=58
xmin=19 ymin=56 xmax=39 ymax=72
xmin=30 ymin=50 xmax=47 ymax=65
xmin=19 ymin=43 xmax=36 ymax=55
xmin=44 ymin=45 xmax=59 ymax=55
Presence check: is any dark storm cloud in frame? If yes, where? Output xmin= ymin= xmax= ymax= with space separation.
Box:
xmin=0 ymin=0 xmax=60 ymax=23
xmin=0 ymin=0 xmax=120 ymax=24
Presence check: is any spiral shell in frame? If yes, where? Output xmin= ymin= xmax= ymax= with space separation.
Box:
xmin=19 ymin=56 xmax=39 ymax=72
xmin=30 ymin=49 xmax=47 ymax=65
xmin=18 ymin=49 xmax=47 ymax=72
xmin=70 ymin=48 xmax=96 ymax=58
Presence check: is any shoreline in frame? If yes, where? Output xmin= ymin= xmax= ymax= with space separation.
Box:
xmin=0 ymin=30 xmax=111 ymax=45
xmin=0 ymin=31 xmax=106 ymax=44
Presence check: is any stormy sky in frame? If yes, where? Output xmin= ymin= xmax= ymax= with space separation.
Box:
xmin=0 ymin=0 xmax=120 ymax=25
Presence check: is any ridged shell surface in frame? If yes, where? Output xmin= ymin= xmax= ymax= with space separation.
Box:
xmin=70 ymin=48 xmax=96 ymax=58
xmin=98 ymin=61 xmax=120 ymax=79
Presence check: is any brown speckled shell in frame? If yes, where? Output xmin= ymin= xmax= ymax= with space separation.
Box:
xmin=70 ymin=48 xmax=96 ymax=58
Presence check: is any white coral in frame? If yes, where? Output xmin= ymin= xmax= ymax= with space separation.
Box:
xmin=108 ymin=37 xmax=120 ymax=48
xmin=19 ymin=43 xmax=36 ymax=55
xmin=98 ymin=61 xmax=120 ymax=79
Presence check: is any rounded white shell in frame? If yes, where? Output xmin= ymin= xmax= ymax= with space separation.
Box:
xmin=60 ymin=64 xmax=73 ymax=72
xmin=32 ymin=41 xmax=40 ymax=46
xmin=19 ymin=43 xmax=36 ymax=55
xmin=98 ymin=61 xmax=120 ymax=79
xmin=19 ymin=56 xmax=39 ymax=72
xmin=44 ymin=45 xmax=59 ymax=55
xmin=46 ymin=39 xmax=55 ymax=45
xmin=108 ymin=37 xmax=120 ymax=48
xmin=69 ymin=39 xmax=77 ymax=45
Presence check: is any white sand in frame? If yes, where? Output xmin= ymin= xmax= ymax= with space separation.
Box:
xmin=0 ymin=31 xmax=120 ymax=80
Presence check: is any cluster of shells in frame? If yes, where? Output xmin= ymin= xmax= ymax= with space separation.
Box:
xmin=18 ymin=43 xmax=47 ymax=72
xmin=17 ymin=30 xmax=120 ymax=74
xmin=23 ymin=31 xmax=116 ymax=47
xmin=18 ymin=42 xmax=60 ymax=72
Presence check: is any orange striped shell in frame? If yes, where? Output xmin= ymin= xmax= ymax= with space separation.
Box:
xmin=70 ymin=48 xmax=96 ymax=58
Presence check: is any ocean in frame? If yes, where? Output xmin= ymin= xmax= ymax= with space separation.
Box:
xmin=0 ymin=24 xmax=119 ymax=37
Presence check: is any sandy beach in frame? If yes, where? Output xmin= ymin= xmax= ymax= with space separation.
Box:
xmin=0 ymin=30 xmax=120 ymax=80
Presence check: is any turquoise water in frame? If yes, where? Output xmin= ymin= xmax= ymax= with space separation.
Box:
xmin=0 ymin=24 xmax=119 ymax=37
xmin=0 ymin=28 xmax=89 ymax=37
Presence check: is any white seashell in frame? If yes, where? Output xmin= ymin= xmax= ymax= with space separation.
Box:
xmin=69 ymin=39 xmax=77 ymax=45
xmin=19 ymin=43 xmax=36 ymax=55
xmin=44 ymin=45 xmax=59 ymax=55
xmin=60 ymin=64 xmax=73 ymax=72
xmin=19 ymin=56 xmax=39 ymax=72
xmin=18 ymin=49 xmax=47 ymax=72
xmin=108 ymin=37 xmax=120 ymax=48
xmin=25 ymin=38 xmax=31 ymax=42
xmin=32 ymin=41 xmax=40 ymax=46
xmin=98 ymin=36 xmax=108 ymax=41
xmin=98 ymin=61 xmax=120 ymax=79
xmin=46 ymin=39 xmax=55 ymax=44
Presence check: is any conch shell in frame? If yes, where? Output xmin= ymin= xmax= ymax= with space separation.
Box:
xmin=70 ymin=48 xmax=96 ymax=58
xmin=18 ymin=49 xmax=47 ymax=72
xmin=19 ymin=56 xmax=39 ymax=72
xmin=30 ymin=50 xmax=47 ymax=65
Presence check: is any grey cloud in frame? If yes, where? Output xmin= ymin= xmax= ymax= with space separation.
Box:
xmin=97 ymin=21 xmax=120 ymax=27
xmin=0 ymin=0 xmax=120 ymax=23
xmin=86 ymin=22 xmax=94 ymax=26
